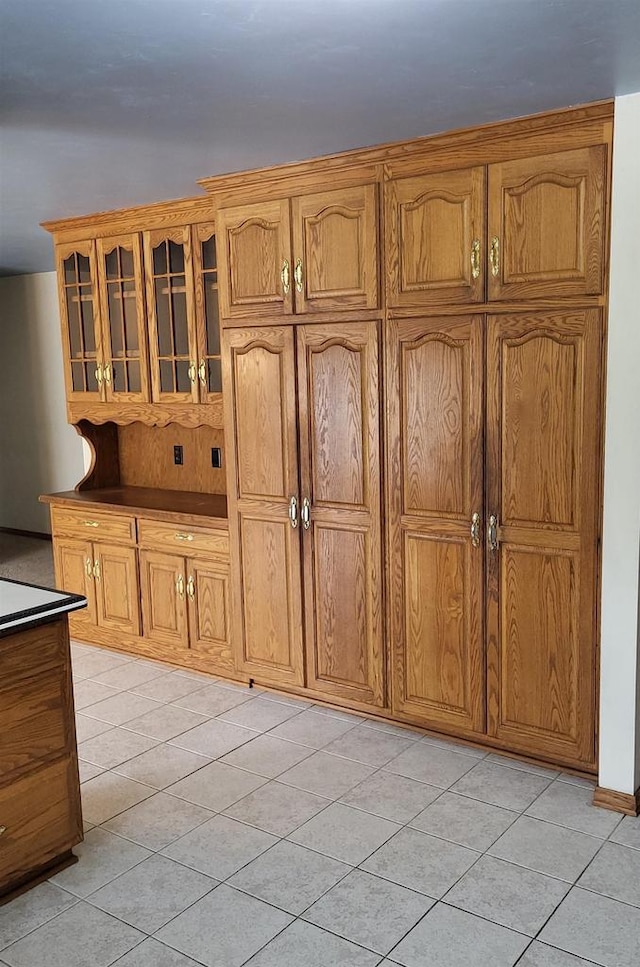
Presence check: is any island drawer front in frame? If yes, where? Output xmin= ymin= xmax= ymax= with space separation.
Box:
xmin=137 ymin=519 xmax=229 ymax=558
xmin=0 ymin=620 xmax=65 ymax=683
xmin=0 ymin=757 xmax=81 ymax=895
xmin=51 ymin=506 xmax=136 ymax=544
xmin=0 ymin=669 xmax=70 ymax=781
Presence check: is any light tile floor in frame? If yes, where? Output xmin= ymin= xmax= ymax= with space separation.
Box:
xmin=2 ymin=641 xmax=639 ymax=967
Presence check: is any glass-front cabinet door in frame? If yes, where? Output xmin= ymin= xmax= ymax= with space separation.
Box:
xmin=193 ymin=224 xmax=222 ymax=402
xmin=56 ymin=241 xmax=103 ymax=400
xmin=96 ymin=234 xmax=150 ymax=402
xmin=144 ymin=227 xmax=199 ymax=403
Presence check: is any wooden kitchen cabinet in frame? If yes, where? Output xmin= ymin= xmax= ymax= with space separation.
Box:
xmin=217 ymin=184 xmax=378 ymax=320
xmin=386 ymin=167 xmax=486 ymax=307
xmin=485 ymin=309 xmax=602 ymax=766
xmin=224 ymin=320 xmax=384 ymax=704
xmin=487 ymin=146 xmax=606 ymax=300
xmin=386 ymin=316 xmax=485 ymax=734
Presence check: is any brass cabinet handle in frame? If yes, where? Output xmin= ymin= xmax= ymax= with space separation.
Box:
xmin=490 ymin=236 xmax=500 ymax=277
xmin=471 ymin=512 xmax=481 ymax=548
xmin=198 ymin=359 xmax=207 ymax=387
xmin=294 ymin=258 xmax=304 ymax=293
xmin=488 ymin=514 xmax=499 ymax=551
xmin=471 ymin=239 xmax=481 ymax=280
xmin=187 ymin=575 xmax=195 ymax=600
xmin=175 ymin=532 xmax=194 ymax=542
xmin=85 ymin=557 xmax=93 ymax=578
xmin=176 ymin=573 xmax=185 ymax=599
xmin=0 ymin=825 xmax=6 ymax=836
xmin=103 ymin=363 xmax=112 ymax=386
xmin=281 ymin=259 xmax=291 ymax=294
xmin=93 ymin=559 xmax=101 ymax=581
xmin=84 ymin=520 xmax=100 ymax=528
xmin=94 ymin=364 xmax=104 ymax=387
xmin=301 ymin=496 xmax=311 ymax=530
xmin=188 ymin=361 xmax=197 ymax=384
xmin=288 ymin=496 xmax=298 ymax=529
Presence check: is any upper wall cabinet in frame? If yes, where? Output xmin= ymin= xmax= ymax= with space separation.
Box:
xmin=96 ymin=234 xmax=150 ymax=402
xmin=386 ymin=146 xmax=606 ymax=307
xmin=144 ymin=224 xmax=222 ymax=404
xmin=217 ymin=184 xmax=379 ymax=320
xmin=56 ymin=241 xmax=103 ymax=401
xmin=386 ymin=167 xmax=486 ymax=307
xmin=487 ymin=146 xmax=606 ymax=300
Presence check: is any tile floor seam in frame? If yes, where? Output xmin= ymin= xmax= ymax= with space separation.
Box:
xmin=0 ymin=889 xmax=81 ymax=954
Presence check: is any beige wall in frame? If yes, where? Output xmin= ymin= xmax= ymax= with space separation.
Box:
xmin=0 ymin=271 xmax=84 ymax=533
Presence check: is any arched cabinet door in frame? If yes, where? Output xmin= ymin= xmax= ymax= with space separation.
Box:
xmin=217 ymin=200 xmax=293 ymax=320
xmin=297 ymin=321 xmax=384 ymax=706
xmin=55 ymin=240 xmax=104 ymax=401
xmin=222 ymin=326 xmax=305 ymax=687
xmin=386 ymin=316 xmax=485 ymax=734
xmin=292 ymin=185 xmax=379 ymax=313
xmin=385 ymin=167 xmax=486 ymax=307
xmin=485 ymin=310 xmax=602 ymax=769
xmin=487 ymin=146 xmax=606 ymax=300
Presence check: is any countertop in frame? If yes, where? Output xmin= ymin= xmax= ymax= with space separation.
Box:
xmin=0 ymin=578 xmax=87 ymax=635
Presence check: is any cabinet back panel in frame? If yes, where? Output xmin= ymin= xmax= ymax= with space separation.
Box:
xmin=118 ymin=424 xmax=226 ymax=494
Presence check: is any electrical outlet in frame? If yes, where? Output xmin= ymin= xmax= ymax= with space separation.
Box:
xmin=173 ymin=445 xmax=183 ymax=466
xmin=211 ymin=447 xmax=223 ymax=469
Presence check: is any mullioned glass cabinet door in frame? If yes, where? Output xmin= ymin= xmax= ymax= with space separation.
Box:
xmin=144 ymin=226 xmax=200 ymax=404
xmin=56 ymin=240 xmax=103 ymax=400
xmin=96 ymin=234 xmax=150 ymax=402
xmin=193 ymin=223 xmax=222 ymax=402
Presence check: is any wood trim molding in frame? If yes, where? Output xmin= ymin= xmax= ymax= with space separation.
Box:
xmin=0 ymin=527 xmax=52 ymax=541
xmin=593 ymin=785 xmax=640 ymax=817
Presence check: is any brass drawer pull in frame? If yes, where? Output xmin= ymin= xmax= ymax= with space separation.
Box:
xmin=281 ymin=259 xmax=291 ymax=294
xmin=187 ymin=575 xmax=195 ymax=600
xmin=490 ymin=236 xmax=500 ymax=277
xmin=85 ymin=557 xmax=93 ymax=578
xmin=0 ymin=825 xmax=7 ymax=836
xmin=176 ymin=573 xmax=185 ymax=599
xmin=84 ymin=520 xmax=100 ymax=527
xmin=294 ymin=258 xmax=304 ymax=293
xmin=471 ymin=512 xmax=481 ymax=548
xmin=175 ymin=533 xmax=194 ymax=542
xmin=471 ymin=239 xmax=480 ymax=280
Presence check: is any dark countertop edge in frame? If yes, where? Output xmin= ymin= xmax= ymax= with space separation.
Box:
xmin=0 ymin=577 xmax=87 ymax=635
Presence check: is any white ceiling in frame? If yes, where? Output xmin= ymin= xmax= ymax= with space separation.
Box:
xmin=2 ymin=0 xmax=640 ymax=275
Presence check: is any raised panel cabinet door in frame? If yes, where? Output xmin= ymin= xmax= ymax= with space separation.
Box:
xmin=143 ymin=226 xmax=200 ymax=403
xmin=94 ymin=543 xmax=140 ymax=637
xmin=386 ymin=316 xmax=485 ymax=734
xmin=53 ymin=538 xmax=96 ymax=626
xmin=96 ymin=234 xmax=150 ymax=402
xmin=139 ymin=549 xmax=189 ymax=649
xmin=291 ymin=184 xmax=378 ymax=313
xmin=55 ymin=240 xmax=105 ymax=401
xmin=297 ymin=322 xmax=384 ymax=706
xmin=487 ymin=145 xmax=606 ymax=300
xmin=486 ymin=310 xmax=602 ymax=769
xmin=386 ymin=167 xmax=485 ymax=307
xmin=217 ymin=199 xmax=293 ymax=320
xmin=187 ymin=558 xmax=233 ymax=672
xmin=222 ymin=326 xmax=304 ymax=686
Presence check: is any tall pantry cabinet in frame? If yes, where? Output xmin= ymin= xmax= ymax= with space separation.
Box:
xmin=385 ymin=138 xmax=607 ymax=769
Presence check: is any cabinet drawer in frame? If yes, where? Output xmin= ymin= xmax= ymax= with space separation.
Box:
xmin=51 ymin=507 xmax=136 ymax=544
xmin=138 ymin=519 xmax=229 ymax=558
xmin=0 ymin=757 xmax=81 ymax=895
